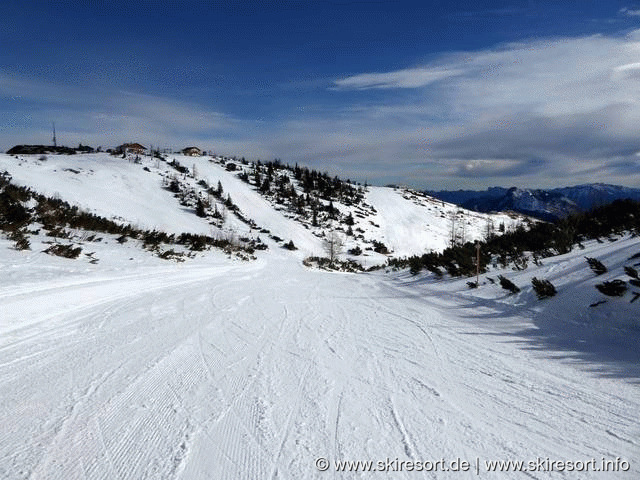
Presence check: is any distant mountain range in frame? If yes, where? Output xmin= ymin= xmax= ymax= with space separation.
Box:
xmin=426 ymin=183 xmax=640 ymax=221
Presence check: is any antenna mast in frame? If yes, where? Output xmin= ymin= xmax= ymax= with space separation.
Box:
xmin=52 ymin=122 xmax=57 ymax=147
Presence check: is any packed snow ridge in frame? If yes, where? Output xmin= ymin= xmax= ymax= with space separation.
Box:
xmin=0 ymin=150 xmax=638 ymax=479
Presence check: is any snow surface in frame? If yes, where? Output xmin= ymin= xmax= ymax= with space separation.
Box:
xmin=0 ymin=154 xmax=213 ymax=235
xmin=0 ymin=153 xmax=638 ymax=479
xmin=0 ymin=152 xmax=524 ymax=260
xmin=366 ymin=187 xmax=520 ymax=256
xmin=1 ymin=236 xmax=638 ymax=479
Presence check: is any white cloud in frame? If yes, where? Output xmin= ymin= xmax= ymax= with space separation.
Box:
xmin=620 ymin=7 xmax=640 ymax=16
xmin=293 ymin=29 xmax=640 ymax=188
xmin=5 ymin=27 xmax=640 ymax=189
xmin=333 ymin=67 xmax=464 ymax=90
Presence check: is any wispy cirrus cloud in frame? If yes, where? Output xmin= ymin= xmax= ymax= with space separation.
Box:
xmin=620 ymin=7 xmax=640 ymax=17
xmin=333 ymin=66 xmax=464 ymax=90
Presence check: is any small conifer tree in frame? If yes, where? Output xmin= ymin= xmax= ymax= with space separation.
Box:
xmin=585 ymin=257 xmax=607 ymax=275
xmin=498 ymin=275 xmax=520 ymax=294
xmin=531 ymin=277 xmax=557 ymax=299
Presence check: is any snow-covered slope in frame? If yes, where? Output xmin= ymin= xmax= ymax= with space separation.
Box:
xmin=366 ymin=187 xmax=520 ymax=256
xmin=437 ymin=235 xmax=640 ymax=373
xmin=179 ymin=153 xmax=526 ymax=259
xmin=0 ymin=227 xmax=637 ymax=479
xmin=1 ymin=153 xmax=213 ymax=235
xmin=0 ymin=152 xmax=526 ymax=261
xmin=173 ymin=154 xmax=325 ymax=255
xmin=1 ymin=151 xmax=638 ymax=479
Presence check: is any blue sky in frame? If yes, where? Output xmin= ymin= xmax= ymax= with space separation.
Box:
xmin=2 ymin=1 xmax=640 ymax=189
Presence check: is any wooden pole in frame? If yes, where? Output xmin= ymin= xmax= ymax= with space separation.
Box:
xmin=476 ymin=241 xmax=480 ymax=286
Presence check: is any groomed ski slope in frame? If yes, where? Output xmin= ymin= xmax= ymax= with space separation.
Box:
xmin=1 ymin=236 xmax=638 ymax=479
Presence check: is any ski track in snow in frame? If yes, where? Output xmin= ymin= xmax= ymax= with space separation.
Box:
xmin=0 ymin=150 xmax=638 ymax=478
xmin=1 ymin=251 xmax=637 ymax=479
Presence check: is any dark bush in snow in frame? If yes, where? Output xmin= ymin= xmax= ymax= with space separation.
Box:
xmin=409 ymin=256 xmax=422 ymax=275
xmin=9 ymin=229 xmax=30 ymax=250
xmin=531 ymin=277 xmax=557 ymax=299
xmin=624 ymin=266 xmax=638 ymax=279
xmin=498 ymin=275 xmax=520 ymax=294
xmin=302 ymin=255 xmax=363 ymax=272
xmin=595 ymin=280 xmax=627 ymax=297
xmin=195 ymin=198 xmax=207 ymax=218
xmin=372 ymin=240 xmax=389 ymax=254
xmin=167 ymin=179 xmax=181 ymax=193
xmin=585 ymin=257 xmax=607 ymax=275
xmin=44 ymin=243 xmax=82 ymax=259
xmin=169 ymin=159 xmax=188 ymax=174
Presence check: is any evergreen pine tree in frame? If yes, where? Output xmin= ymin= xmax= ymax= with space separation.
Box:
xmin=195 ymin=198 xmax=206 ymax=217
xmin=531 ymin=277 xmax=557 ymax=299
xmin=345 ymin=212 xmax=355 ymax=226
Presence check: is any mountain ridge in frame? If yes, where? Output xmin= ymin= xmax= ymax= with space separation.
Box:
xmin=427 ymin=183 xmax=640 ymax=221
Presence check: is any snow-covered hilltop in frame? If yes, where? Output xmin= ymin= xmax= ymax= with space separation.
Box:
xmin=0 ymin=150 xmax=525 ymax=265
